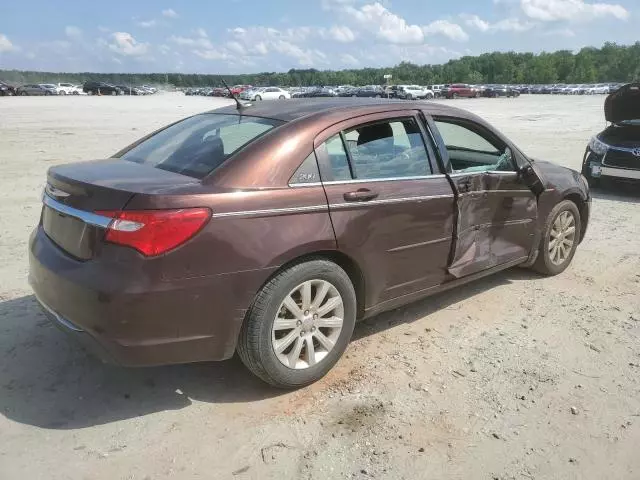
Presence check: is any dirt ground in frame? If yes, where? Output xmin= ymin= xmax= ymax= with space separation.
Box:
xmin=1 ymin=94 xmax=639 ymax=480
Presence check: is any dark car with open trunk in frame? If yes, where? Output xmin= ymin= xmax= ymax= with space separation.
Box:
xmin=29 ymin=99 xmax=590 ymax=388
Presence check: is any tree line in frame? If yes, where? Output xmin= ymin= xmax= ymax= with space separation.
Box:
xmin=1 ymin=42 xmax=638 ymax=88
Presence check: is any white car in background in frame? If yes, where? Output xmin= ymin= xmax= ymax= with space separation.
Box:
xmin=593 ymin=84 xmax=610 ymax=94
xmin=55 ymin=83 xmax=77 ymax=95
xmin=397 ymin=85 xmax=435 ymax=100
xmin=247 ymin=87 xmax=290 ymax=101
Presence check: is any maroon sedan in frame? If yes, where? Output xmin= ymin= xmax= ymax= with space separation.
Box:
xmin=446 ymin=83 xmax=478 ymax=99
xmin=29 ymin=99 xmax=590 ymax=388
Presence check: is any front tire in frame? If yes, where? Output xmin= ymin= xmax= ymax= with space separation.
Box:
xmin=279 ymin=95 xmax=285 ymax=100
xmin=532 ymin=200 xmax=581 ymax=276
xmin=237 ymin=259 xmax=357 ymax=388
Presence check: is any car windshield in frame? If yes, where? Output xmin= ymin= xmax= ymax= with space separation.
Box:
xmin=119 ymin=113 xmax=283 ymax=179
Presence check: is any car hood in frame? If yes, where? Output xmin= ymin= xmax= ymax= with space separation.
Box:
xmin=597 ymin=123 xmax=640 ymax=148
xmin=604 ymin=83 xmax=640 ymax=123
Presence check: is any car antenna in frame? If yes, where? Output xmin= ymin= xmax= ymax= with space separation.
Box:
xmin=220 ymin=77 xmax=250 ymax=111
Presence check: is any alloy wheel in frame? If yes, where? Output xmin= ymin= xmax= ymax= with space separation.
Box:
xmin=271 ymin=279 xmax=344 ymax=370
xmin=548 ymin=210 xmax=576 ymax=266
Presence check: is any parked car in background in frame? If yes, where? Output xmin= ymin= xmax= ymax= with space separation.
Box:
xmin=294 ymin=87 xmax=337 ymax=98
xmin=40 ymin=84 xmax=60 ymax=95
xmin=230 ymin=85 xmax=251 ymax=97
xmin=352 ymin=85 xmax=384 ymax=98
xmin=247 ymin=87 xmax=291 ymax=101
xmin=482 ymin=85 xmax=520 ymax=98
xmin=55 ymin=83 xmax=77 ymax=95
xmin=116 ymin=85 xmax=145 ymax=95
xmin=429 ymin=85 xmax=447 ymax=98
xmin=582 ymin=83 xmax=640 ymax=187
xmin=396 ymin=85 xmax=434 ymax=100
xmin=30 ymin=98 xmax=590 ymax=388
xmin=16 ymin=84 xmax=54 ymax=96
xmin=83 ymin=81 xmax=122 ymax=95
xmin=0 ymin=80 xmax=16 ymax=96
xmin=445 ymin=84 xmax=478 ymax=99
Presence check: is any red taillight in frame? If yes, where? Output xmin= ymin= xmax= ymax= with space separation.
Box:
xmin=96 ymin=208 xmax=211 ymax=256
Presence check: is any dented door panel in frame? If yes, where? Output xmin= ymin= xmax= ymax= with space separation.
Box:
xmin=447 ymin=171 xmax=537 ymax=278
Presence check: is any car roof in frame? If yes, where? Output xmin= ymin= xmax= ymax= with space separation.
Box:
xmin=209 ymin=98 xmax=475 ymax=122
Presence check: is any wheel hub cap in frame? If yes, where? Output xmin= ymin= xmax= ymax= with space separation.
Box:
xmin=271 ymin=279 xmax=344 ymax=370
xmin=548 ymin=210 xmax=576 ymax=266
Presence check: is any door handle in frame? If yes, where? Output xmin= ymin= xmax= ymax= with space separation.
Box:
xmin=343 ymin=188 xmax=379 ymax=202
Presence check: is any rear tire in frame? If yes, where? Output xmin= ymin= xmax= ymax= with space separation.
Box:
xmin=426 ymin=93 xmax=434 ymax=99
xmin=237 ymin=259 xmax=357 ymax=389
xmin=532 ymin=200 xmax=581 ymax=276
xmin=279 ymin=95 xmax=285 ymax=100
xmin=452 ymin=93 xmax=459 ymax=99
xmin=21 ymin=91 xmax=28 ymax=96
xmin=255 ymin=95 xmax=262 ymax=101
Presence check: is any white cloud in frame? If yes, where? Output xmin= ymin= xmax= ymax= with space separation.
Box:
xmin=193 ymin=48 xmax=227 ymax=60
xmin=462 ymin=14 xmax=533 ymax=32
xmin=226 ymin=40 xmax=245 ymax=54
xmin=543 ymin=27 xmax=577 ymax=36
xmin=195 ymin=28 xmax=208 ymax=38
xmin=65 ymin=26 xmax=82 ymax=39
xmin=98 ymin=26 xmax=110 ymax=33
xmin=340 ymin=53 xmax=359 ymax=65
xmin=136 ymin=19 xmax=157 ymax=28
xmin=343 ymin=2 xmax=425 ymax=44
xmin=108 ymin=32 xmax=149 ymax=56
xmin=423 ymin=20 xmax=468 ymax=41
xmin=169 ymin=34 xmax=213 ymax=49
xmin=462 ymin=14 xmax=491 ymax=32
xmin=520 ymin=0 xmax=629 ymax=22
xmin=162 ymin=8 xmax=178 ymax=18
xmin=0 ymin=33 xmax=16 ymax=53
xmin=325 ymin=25 xmax=356 ymax=43
xmin=492 ymin=18 xmax=534 ymax=31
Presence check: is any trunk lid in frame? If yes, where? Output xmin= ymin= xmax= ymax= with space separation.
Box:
xmin=42 ymin=159 xmax=199 ymax=259
xmin=604 ymin=83 xmax=640 ymax=124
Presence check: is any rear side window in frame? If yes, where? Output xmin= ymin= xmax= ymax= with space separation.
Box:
xmin=322 ymin=135 xmax=352 ymax=181
xmin=344 ymin=119 xmax=432 ymax=179
xmin=119 ymin=114 xmax=283 ymax=179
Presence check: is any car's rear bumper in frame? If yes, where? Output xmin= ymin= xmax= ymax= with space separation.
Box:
xmin=29 ymin=226 xmax=275 ymax=366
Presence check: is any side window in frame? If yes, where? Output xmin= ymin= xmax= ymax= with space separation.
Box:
xmin=434 ymin=120 xmax=513 ymax=173
xmin=344 ymin=119 xmax=431 ymax=179
xmin=322 ymin=135 xmax=352 ymax=181
xmin=289 ymin=152 xmax=321 ymax=185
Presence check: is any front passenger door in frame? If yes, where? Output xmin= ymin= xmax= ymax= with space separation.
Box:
xmin=429 ymin=117 xmax=538 ymax=278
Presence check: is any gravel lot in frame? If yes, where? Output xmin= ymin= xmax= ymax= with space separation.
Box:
xmin=1 ymin=94 xmax=639 ymax=480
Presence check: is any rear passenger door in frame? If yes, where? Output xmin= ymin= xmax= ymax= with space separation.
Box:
xmin=315 ymin=112 xmax=456 ymax=309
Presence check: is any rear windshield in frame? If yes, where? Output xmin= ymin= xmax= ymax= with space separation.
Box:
xmin=119 ymin=113 xmax=282 ymax=178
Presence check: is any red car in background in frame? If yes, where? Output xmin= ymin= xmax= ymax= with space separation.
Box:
xmin=446 ymin=83 xmax=478 ymax=99
xmin=230 ymin=84 xmax=252 ymax=97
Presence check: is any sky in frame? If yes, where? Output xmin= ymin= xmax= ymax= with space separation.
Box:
xmin=0 ymin=0 xmax=637 ymax=73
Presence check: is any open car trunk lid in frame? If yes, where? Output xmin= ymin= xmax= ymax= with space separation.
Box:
xmin=604 ymin=83 xmax=640 ymax=124
xmin=42 ymin=159 xmax=198 ymax=260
